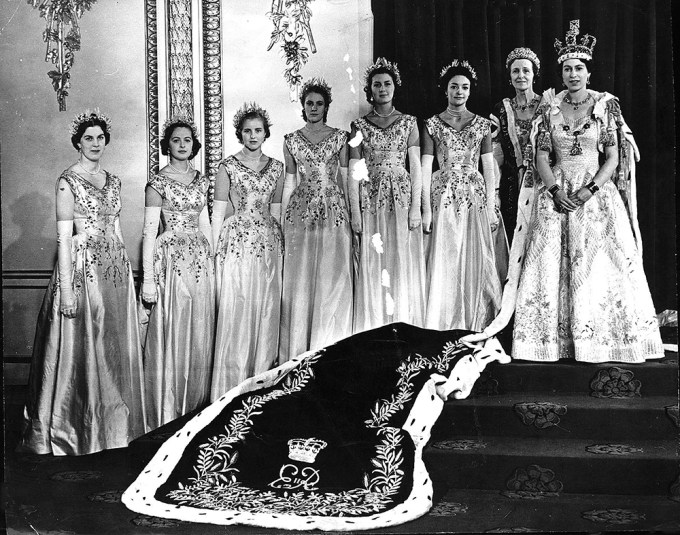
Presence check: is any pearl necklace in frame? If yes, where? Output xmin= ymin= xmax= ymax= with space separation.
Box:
xmin=445 ymin=106 xmax=467 ymax=118
xmin=564 ymin=93 xmax=591 ymax=110
xmin=240 ymin=148 xmax=262 ymax=161
xmin=372 ymin=106 xmax=396 ymax=118
xmin=168 ymin=161 xmax=191 ymax=173
xmin=77 ymin=160 xmax=100 ymax=175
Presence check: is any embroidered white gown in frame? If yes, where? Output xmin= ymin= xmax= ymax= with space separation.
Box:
xmin=279 ymin=129 xmax=353 ymax=362
xmin=424 ymin=115 xmax=502 ymax=331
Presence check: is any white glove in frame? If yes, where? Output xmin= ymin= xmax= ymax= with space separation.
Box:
xmin=141 ymin=206 xmax=161 ymax=303
xmin=270 ymin=202 xmax=282 ymax=222
xmin=57 ymin=219 xmax=77 ymax=317
xmin=348 ymin=158 xmax=364 ymax=233
xmin=421 ymin=154 xmax=434 ymax=233
xmin=481 ymin=152 xmax=498 ymax=231
xmin=198 ymin=205 xmax=212 ymax=252
xmin=281 ymin=172 xmax=297 ymax=223
xmin=408 ymin=146 xmax=422 ymax=230
xmin=211 ymin=199 xmax=229 ymax=253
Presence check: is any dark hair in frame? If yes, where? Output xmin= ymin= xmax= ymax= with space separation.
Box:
xmin=506 ymin=57 xmax=541 ymax=82
xmin=363 ymin=67 xmax=397 ymax=103
xmin=160 ymin=121 xmax=202 ymax=160
xmin=235 ymin=111 xmax=272 ymax=143
xmin=71 ymin=118 xmax=111 ymax=151
xmin=301 ymin=84 xmax=332 ymax=122
xmin=438 ymin=66 xmax=477 ymax=93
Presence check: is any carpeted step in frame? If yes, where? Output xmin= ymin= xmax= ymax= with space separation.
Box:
xmin=474 ymin=352 xmax=678 ymax=396
xmin=424 ymin=434 xmax=679 ymax=496
xmin=432 ymin=392 xmax=679 ymax=441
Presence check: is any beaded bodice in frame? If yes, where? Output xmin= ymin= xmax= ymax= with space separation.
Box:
xmin=425 ymin=115 xmax=491 ymax=172
xmin=285 ymin=129 xmax=347 ymax=189
xmin=148 ymin=172 xmax=208 ymax=233
xmin=222 ymin=156 xmax=282 ymax=217
xmin=352 ymin=115 xmax=415 ymax=172
xmin=61 ymin=170 xmax=121 ymax=236
xmin=551 ymin=115 xmax=599 ymax=170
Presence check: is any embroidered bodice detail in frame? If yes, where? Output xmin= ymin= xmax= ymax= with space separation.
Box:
xmin=284 ymin=128 xmax=349 ymax=227
xmin=148 ymin=172 xmax=208 ymax=233
xmin=217 ymin=155 xmax=283 ymax=260
xmin=425 ymin=115 xmax=491 ymax=213
xmin=352 ymin=115 xmax=417 ymax=213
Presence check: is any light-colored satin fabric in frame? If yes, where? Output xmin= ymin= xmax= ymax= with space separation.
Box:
xmin=21 ymin=171 xmax=146 ymax=456
xmin=143 ymin=173 xmax=215 ymax=430
xmin=212 ymin=157 xmax=284 ymax=400
xmin=279 ymin=129 xmax=353 ymax=362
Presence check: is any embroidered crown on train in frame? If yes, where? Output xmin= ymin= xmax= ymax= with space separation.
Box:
xmin=300 ymin=77 xmax=333 ymax=103
xmin=364 ymin=57 xmax=402 ymax=86
xmin=554 ymin=20 xmax=597 ymax=63
xmin=69 ymin=108 xmax=112 ymax=135
xmin=232 ymin=101 xmax=271 ymax=129
xmin=162 ymin=114 xmax=199 ymax=138
xmin=287 ymin=438 xmax=327 ymax=463
xmin=439 ymin=59 xmax=477 ymax=81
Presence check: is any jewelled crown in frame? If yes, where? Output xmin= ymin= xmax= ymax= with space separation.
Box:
xmin=161 ymin=114 xmax=199 ymax=139
xmin=232 ymin=101 xmax=272 ymax=130
xmin=69 ymin=108 xmax=112 ymax=136
xmin=505 ymin=47 xmax=541 ymax=72
xmin=287 ymin=438 xmax=327 ymax=464
xmin=300 ymin=77 xmax=333 ymax=104
xmin=439 ymin=59 xmax=477 ymax=81
xmin=554 ymin=20 xmax=596 ymax=63
xmin=364 ymin=57 xmax=402 ymax=87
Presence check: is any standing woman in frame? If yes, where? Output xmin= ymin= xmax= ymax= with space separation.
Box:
xmin=472 ymin=21 xmax=663 ymax=362
xmin=279 ymin=78 xmax=353 ymax=362
xmin=211 ymin=103 xmax=284 ymax=399
xmin=491 ymin=48 xmax=542 ymax=243
xmin=21 ymin=110 xmax=146 ymax=455
xmin=421 ymin=60 xmax=502 ymax=331
xmin=348 ymin=57 xmax=425 ymax=332
xmin=140 ymin=117 xmax=215 ymax=430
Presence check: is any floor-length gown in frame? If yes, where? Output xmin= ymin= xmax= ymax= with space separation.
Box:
xmin=212 ymin=156 xmax=284 ymax=399
xmin=424 ymin=115 xmax=502 ymax=332
xmin=352 ymin=115 xmax=426 ymax=332
xmin=21 ymin=171 xmax=146 ymax=455
xmin=512 ymin=91 xmax=663 ymax=362
xmin=279 ymin=129 xmax=353 ymax=362
xmin=143 ymin=172 xmax=215 ymax=430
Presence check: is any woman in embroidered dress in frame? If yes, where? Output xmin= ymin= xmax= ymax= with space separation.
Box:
xmin=279 ymin=78 xmax=353 ymax=362
xmin=140 ymin=117 xmax=215 ymax=429
xmin=464 ymin=20 xmax=663 ymax=363
xmin=211 ymin=103 xmax=284 ymax=399
xmin=348 ymin=58 xmax=425 ymax=332
xmin=20 ymin=111 xmax=146 ymax=455
xmin=491 ymin=48 xmax=542 ymax=245
xmin=421 ymin=60 xmax=502 ymax=331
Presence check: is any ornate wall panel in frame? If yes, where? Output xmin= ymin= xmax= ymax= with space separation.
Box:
xmin=145 ymin=0 xmax=160 ymax=177
xmin=167 ymin=0 xmax=194 ymax=119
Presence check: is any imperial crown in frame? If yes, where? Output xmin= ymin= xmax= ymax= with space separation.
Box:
xmin=554 ymin=20 xmax=597 ymax=64
xmin=287 ymin=437 xmax=327 ymax=464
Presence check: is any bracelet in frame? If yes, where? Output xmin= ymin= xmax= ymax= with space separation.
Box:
xmin=585 ymin=181 xmax=599 ymax=194
xmin=548 ymin=184 xmax=561 ymax=197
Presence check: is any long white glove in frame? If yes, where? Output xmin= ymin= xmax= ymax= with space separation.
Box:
xmin=421 ymin=154 xmax=434 ymax=233
xmin=348 ymin=158 xmax=363 ymax=233
xmin=198 ymin=205 xmax=212 ymax=252
xmin=481 ymin=152 xmax=498 ymax=231
xmin=56 ymin=219 xmax=77 ymax=317
xmin=338 ymin=166 xmax=349 ymax=205
xmin=211 ymin=199 xmax=229 ymax=253
xmin=281 ymin=172 xmax=297 ymax=224
xmin=270 ymin=202 xmax=282 ymax=223
xmin=408 ymin=146 xmax=422 ymax=230
xmin=141 ymin=206 xmax=161 ymax=303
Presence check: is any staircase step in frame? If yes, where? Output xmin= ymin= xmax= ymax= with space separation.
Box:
xmin=477 ymin=352 xmax=678 ymax=396
xmin=424 ymin=435 xmax=679 ymax=496
xmin=434 ymin=392 xmax=678 ymax=440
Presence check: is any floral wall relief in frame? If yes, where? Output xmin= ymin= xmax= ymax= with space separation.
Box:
xmin=28 ymin=0 xmax=98 ymax=111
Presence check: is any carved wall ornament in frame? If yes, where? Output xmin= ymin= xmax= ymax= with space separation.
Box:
xmin=28 ymin=0 xmax=98 ymax=111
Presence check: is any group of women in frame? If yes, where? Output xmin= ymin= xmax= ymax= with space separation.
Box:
xmin=20 ymin=20 xmax=663 ymax=457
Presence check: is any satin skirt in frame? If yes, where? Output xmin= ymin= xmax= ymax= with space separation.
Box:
xmin=143 ymin=231 xmax=215 ymax=430
xmin=279 ymin=219 xmax=353 ymax=362
xmin=21 ymin=233 xmax=146 ymax=456
xmin=353 ymin=204 xmax=426 ymax=333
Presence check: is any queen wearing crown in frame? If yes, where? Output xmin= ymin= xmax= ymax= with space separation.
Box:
xmin=348 ymin=58 xmax=426 ymax=332
xmin=140 ymin=116 xmax=215 ymax=430
xmin=20 ymin=110 xmax=146 ymax=455
xmin=467 ymin=21 xmax=663 ymax=363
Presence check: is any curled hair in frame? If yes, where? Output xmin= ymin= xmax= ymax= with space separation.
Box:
xmin=70 ymin=115 xmax=111 ymax=151
xmin=160 ymin=120 xmax=202 ymax=160
xmin=506 ymin=57 xmax=541 ymax=82
xmin=233 ymin=103 xmax=272 ymax=144
xmin=438 ymin=65 xmax=477 ymax=93
xmin=363 ymin=67 xmax=399 ymax=103
xmin=300 ymin=78 xmax=332 ymax=122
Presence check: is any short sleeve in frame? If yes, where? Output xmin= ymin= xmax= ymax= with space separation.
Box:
xmin=146 ymin=174 xmax=165 ymax=196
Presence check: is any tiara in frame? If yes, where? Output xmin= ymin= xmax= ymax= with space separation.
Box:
xmin=439 ymin=59 xmax=478 ymax=81
xmin=300 ymin=77 xmax=333 ymax=104
xmin=364 ymin=57 xmax=402 ymax=87
xmin=554 ymin=20 xmax=596 ymax=63
xmin=505 ymin=47 xmax=541 ymax=72
xmin=69 ymin=108 xmax=112 ymax=136
xmin=161 ymin=115 xmax=199 ymax=139
xmin=232 ymin=101 xmax=271 ymax=130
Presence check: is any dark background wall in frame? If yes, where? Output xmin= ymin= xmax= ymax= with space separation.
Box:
xmin=371 ymin=0 xmax=676 ymax=311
